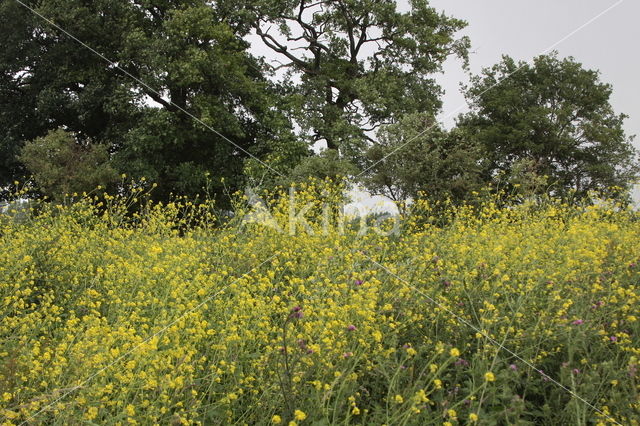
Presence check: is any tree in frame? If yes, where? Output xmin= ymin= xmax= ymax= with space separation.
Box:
xmin=459 ymin=53 xmax=639 ymax=200
xmin=363 ymin=113 xmax=484 ymax=210
xmin=288 ymin=148 xmax=358 ymax=183
xmin=19 ymin=128 xmax=118 ymax=200
xmin=243 ymin=0 xmax=469 ymax=164
xmin=0 ymin=0 xmax=296 ymax=203
xmin=0 ymin=0 xmax=139 ymax=197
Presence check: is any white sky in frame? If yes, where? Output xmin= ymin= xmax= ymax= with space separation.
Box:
xmin=248 ymin=0 xmax=640 ymax=207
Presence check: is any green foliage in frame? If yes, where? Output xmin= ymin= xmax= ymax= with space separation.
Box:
xmin=0 ymin=0 xmax=293 ymax=204
xmin=459 ymin=53 xmax=640 ymax=200
xmin=244 ymin=0 xmax=470 ymax=164
xmin=18 ymin=128 xmax=118 ymax=200
xmin=0 ymin=0 xmax=138 ymax=197
xmin=287 ymin=149 xmax=358 ymax=183
xmin=363 ymin=113 xmax=485 ymax=208
xmin=2 ymin=2 xmax=637 ymax=211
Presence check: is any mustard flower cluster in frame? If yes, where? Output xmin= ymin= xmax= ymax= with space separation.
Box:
xmin=0 ymin=182 xmax=639 ymax=425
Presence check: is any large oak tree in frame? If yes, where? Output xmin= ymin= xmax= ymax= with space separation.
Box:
xmin=0 ymin=0 xmax=300 ymax=201
xmin=243 ymin=0 xmax=470 ymax=165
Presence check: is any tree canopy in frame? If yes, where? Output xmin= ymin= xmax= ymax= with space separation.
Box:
xmin=0 ymin=0 xmax=300 ymax=203
xmin=1 ymin=2 xmax=637 ymax=206
xmin=363 ymin=113 xmax=484 ymax=209
xmin=459 ymin=53 xmax=639 ymax=200
xmin=244 ymin=0 xmax=469 ymax=164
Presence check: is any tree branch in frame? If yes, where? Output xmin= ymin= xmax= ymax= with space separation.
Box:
xmin=255 ymin=25 xmax=317 ymax=74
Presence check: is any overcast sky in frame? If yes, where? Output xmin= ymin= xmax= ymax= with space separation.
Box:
xmin=424 ymin=0 xmax=640 ymax=201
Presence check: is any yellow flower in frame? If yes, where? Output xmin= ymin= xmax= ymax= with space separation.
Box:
xmin=450 ymin=348 xmax=460 ymax=357
xmin=485 ymin=371 xmax=495 ymax=382
xmin=352 ymin=406 xmax=360 ymax=415
xmin=413 ymin=389 xmax=429 ymax=403
xmin=272 ymin=415 xmax=282 ymax=424
xmin=294 ymin=410 xmax=307 ymax=421
xmin=125 ymin=404 xmax=135 ymax=416
xmin=469 ymin=413 xmax=479 ymax=422
xmin=84 ymin=407 xmax=98 ymax=420
xmin=394 ymin=394 xmax=404 ymax=404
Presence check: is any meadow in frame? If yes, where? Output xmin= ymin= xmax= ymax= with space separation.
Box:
xmin=1 ymin=183 xmax=639 ymax=425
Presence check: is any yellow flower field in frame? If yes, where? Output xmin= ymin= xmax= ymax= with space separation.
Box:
xmin=1 ymin=184 xmax=639 ymax=425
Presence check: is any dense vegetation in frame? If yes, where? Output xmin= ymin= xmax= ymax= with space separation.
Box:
xmin=1 ymin=0 xmax=637 ymax=204
xmin=1 ymin=184 xmax=639 ymax=424
xmin=2 ymin=1 xmax=640 ymax=424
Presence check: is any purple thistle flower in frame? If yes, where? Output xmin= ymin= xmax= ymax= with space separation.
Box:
xmin=354 ymin=279 xmax=364 ymax=286
xmin=455 ymin=358 xmax=469 ymax=367
xmin=290 ymin=306 xmax=303 ymax=319
xmin=572 ymin=319 xmax=584 ymax=325
xmin=347 ymin=324 xmax=357 ymax=331
xmin=509 ymin=364 xmax=518 ymax=371
xmin=343 ymin=352 xmax=353 ymax=358
xmin=295 ymin=339 xmax=314 ymax=354
xmin=610 ymin=336 xmax=618 ymax=342
xmin=572 ymin=368 xmax=580 ymax=375
xmin=537 ymin=369 xmax=550 ymax=381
